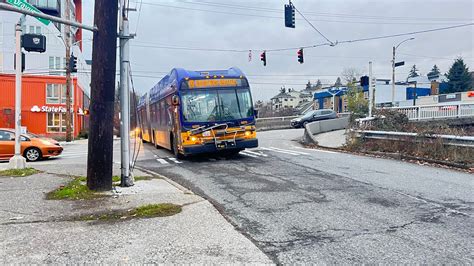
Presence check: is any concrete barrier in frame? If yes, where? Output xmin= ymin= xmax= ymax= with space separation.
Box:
xmin=304 ymin=117 xmax=350 ymax=144
xmin=256 ymin=116 xmax=297 ymax=131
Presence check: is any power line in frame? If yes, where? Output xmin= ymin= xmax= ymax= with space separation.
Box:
xmin=130 ymin=2 xmax=468 ymax=26
xmin=292 ymin=3 xmax=333 ymax=45
xmin=170 ymin=0 xmax=472 ymax=22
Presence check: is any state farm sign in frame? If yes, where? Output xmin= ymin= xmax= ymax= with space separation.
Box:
xmin=31 ymin=105 xmax=74 ymax=113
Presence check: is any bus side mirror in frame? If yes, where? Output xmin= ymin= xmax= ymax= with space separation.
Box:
xmin=253 ymin=110 xmax=258 ymax=118
xmin=172 ymin=95 xmax=180 ymax=106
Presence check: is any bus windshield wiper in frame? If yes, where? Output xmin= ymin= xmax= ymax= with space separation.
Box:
xmin=189 ymin=123 xmax=228 ymax=135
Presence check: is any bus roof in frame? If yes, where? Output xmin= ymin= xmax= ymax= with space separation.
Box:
xmin=148 ymin=67 xmax=246 ymax=104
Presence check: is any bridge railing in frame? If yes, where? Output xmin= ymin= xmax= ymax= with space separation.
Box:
xmin=256 ymin=116 xmax=298 ymax=131
xmin=389 ymin=103 xmax=474 ymax=121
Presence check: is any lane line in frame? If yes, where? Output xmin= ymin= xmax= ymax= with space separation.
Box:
xmin=156 ymin=158 xmax=169 ymax=164
xmin=243 ymin=150 xmax=268 ymax=157
xmin=260 ymin=147 xmax=299 ymax=156
xmin=168 ymin=157 xmax=183 ymax=164
xmin=270 ymin=146 xmax=310 ymax=155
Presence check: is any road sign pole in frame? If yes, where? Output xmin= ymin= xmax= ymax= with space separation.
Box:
xmin=391 ymin=46 xmax=395 ymax=105
xmin=9 ymin=19 xmax=27 ymax=169
xmin=65 ymin=0 xmax=72 ymax=142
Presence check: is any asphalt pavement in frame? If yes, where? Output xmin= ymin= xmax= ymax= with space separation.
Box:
xmin=135 ymin=128 xmax=474 ymax=264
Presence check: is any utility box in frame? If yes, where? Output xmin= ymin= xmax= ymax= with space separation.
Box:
xmin=21 ymin=34 xmax=46 ymax=53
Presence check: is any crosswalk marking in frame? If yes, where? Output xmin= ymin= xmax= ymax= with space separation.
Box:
xmin=270 ymin=146 xmax=310 ymax=155
xmin=156 ymin=158 xmax=169 ymax=164
xmin=260 ymin=147 xmax=300 ymax=156
xmin=240 ymin=151 xmax=259 ymax=158
xmin=168 ymin=157 xmax=183 ymax=164
xmin=243 ymin=150 xmax=268 ymax=157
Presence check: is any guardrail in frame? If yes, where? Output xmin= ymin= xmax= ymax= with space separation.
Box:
xmin=356 ymin=130 xmax=474 ymax=148
xmin=389 ymin=103 xmax=474 ymax=121
xmin=256 ymin=116 xmax=298 ymax=131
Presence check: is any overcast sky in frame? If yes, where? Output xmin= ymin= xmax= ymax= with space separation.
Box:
xmin=82 ymin=0 xmax=473 ymax=101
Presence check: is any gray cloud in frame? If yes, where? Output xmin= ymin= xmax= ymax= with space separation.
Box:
xmin=82 ymin=0 xmax=473 ymax=101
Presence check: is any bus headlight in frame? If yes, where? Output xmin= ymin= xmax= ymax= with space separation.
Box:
xmin=190 ymin=136 xmax=198 ymax=142
xmin=245 ymin=131 xmax=252 ymax=137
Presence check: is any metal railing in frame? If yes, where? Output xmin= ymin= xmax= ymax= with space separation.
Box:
xmin=256 ymin=116 xmax=298 ymax=131
xmin=356 ymin=130 xmax=474 ymax=148
xmin=389 ymin=103 xmax=474 ymax=121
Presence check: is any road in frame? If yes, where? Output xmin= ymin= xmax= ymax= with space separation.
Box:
xmin=17 ymin=129 xmax=473 ymax=264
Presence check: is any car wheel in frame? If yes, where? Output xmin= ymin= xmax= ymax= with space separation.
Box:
xmin=303 ymin=121 xmax=309 ymax=128
xmin=24 ymin=147 xmax=42 ymax=162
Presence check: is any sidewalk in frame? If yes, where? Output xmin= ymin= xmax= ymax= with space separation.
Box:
xmin=0 ymin=163 xmax=272 ymax=263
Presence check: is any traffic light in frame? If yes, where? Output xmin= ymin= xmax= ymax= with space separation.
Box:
xmin=360 ymin=76 xmax=369 ymax=87
xmin=83 ymin=109 xmax=90 ymax=116
xmin=297 ymin=48 xmax=303 ymax=64
xmin=284 ymin=2 xmax=295 ymax=28
xmin=69 ymin=54 xmax=77 ymax=73
xmin=260 ymin=51 xmax=266 ymax=66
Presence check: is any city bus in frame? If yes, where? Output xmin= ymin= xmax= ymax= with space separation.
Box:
xmin=137 ymin=67 xmax=258 ymax=158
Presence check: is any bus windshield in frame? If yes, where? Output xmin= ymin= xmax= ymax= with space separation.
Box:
xmin=182 ymin=88 xmax=253 ymax=123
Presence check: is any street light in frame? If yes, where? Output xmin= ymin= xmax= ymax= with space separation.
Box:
xmin=391 ymin=37 xmax=415 ymax=105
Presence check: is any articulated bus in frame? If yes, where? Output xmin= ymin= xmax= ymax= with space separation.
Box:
xmin=137 ymin=67 xmax=258 ymax=158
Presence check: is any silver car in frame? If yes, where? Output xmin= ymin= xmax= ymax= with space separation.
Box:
xmin=291 ymin=109 xmax=337 ymax=128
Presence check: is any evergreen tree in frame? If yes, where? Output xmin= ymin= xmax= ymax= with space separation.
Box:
xmin=334 ymin=77 xmax=342 ymax=87
xmin=305 ymin=81 xmax=312 ymax=90
xmin=427 ymin=64 xmax=441 ymax=79
xmin=279 ymin=87 xmax=286 ymax=94
xmin=316 ymin=79 xmax=322 ymax=88
xmin=407 ymin=65 xmax=420 ymax=79
xmin=446 ymin=58 xmax=472 ymax=93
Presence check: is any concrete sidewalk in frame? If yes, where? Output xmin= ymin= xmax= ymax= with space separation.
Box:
xmin=0 ymin=164 xmax=272 ymax=263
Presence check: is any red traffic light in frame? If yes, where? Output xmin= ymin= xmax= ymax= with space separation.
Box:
xmin=297 ymin=48 xmax=304 ymax=64
xmin=260 ymin=51 xmax=267 ymax=66
xmin=83 ymin=109 xmax=90 ymax=115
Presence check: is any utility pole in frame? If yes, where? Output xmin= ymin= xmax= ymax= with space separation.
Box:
xmin=87 ymin=0 xmax=119 ymax=191
xmin=9 ymin=16 xmax=27 ymax=169
xmin=65 ymin=0 xmax=72 ymax=142
xmin=391 ymin=46 xmax=395 ymax=105
xmin=368 ymin=61 xmax=373 ymax=118
xmin=119 ymin=0 xmax=134 ymax=187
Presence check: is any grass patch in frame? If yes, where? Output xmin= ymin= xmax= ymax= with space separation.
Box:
xmin=46 ymin=177 xmax=105 ymax=200
xmin=0 ymin=168 xmax=40 ymax=177
xmin=80 ymin=203 xmax=182 ymax=221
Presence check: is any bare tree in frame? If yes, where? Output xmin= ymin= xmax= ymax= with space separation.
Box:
xmin=341 ymin=67 xmax=362 ymax=85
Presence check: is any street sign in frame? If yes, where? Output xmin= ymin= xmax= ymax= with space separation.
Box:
xmin=394 ymin=61 xmax=405 ymax=67
xmin=6 ymin=0 xmax=50 ymax=26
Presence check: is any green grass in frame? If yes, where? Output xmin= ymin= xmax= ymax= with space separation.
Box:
xmin=46 ymin=177 xmax=105 ymax=200
xmin=80 ymin=203 xmax=182 ymax=221
xmin=0 ymin=168 xmax=40 ymax=177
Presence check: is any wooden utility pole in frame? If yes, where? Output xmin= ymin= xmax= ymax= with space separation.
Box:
xmin=87 ymin=0 xmax=119 ymax=191
xmin=65 ymin=0 xmax=72 ymax=142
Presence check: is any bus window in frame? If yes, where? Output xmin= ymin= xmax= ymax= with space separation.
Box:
xmin=236 ymin=89 xmax=253 ymax=118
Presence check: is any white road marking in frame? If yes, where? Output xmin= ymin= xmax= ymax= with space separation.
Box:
xmin=156 ymin=158 xmax=169 ymax=164
xmin=292 ymin=146 xmax=338 ymax=154
xmin=270 ymin=147 xmax=310 ymax=155
xmin=243 ymin=150 xmax=268 ymax=157
xmin=240 ymin=151 xmax=259 ymax=158
xmin=260 ymin=147 xmax=299 ymax=156
xmin=168 ymin=157 xmax=183 ymax=164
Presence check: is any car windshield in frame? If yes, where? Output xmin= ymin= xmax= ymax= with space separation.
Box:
xmin=182 ymin=88 xmax=253 ymax=122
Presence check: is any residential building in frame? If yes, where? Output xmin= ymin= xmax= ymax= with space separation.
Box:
xmin=0 ymin=0 xmax=90 ymax=138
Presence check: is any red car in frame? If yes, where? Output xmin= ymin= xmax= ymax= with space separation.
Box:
xmin=0 ymin=128 xmax=63 ymax=162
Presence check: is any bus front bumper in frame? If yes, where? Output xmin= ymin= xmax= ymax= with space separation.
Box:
xmin=183 ymin=139 xmax=258 ymax=155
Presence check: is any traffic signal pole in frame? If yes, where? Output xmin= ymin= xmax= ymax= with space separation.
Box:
xmin=9 ymin=16 xmax=27 ymax=169
xmin=65 ymin=0 xmax=72 ymax=142
xmin=119 ymin=0 xmax=134 ymax=187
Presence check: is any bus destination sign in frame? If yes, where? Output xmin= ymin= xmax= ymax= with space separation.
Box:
xmin=188 ymin=79 xmax=240 ymax=89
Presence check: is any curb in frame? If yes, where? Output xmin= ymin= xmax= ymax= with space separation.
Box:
xmin=133 ymin=166 xmax=194 ymax=195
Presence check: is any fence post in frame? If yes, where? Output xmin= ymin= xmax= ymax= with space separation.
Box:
xmin=457 ymin=104 xmax=461 ymax=117
xmin=417 ymin=106 xmax=421 ymax=120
